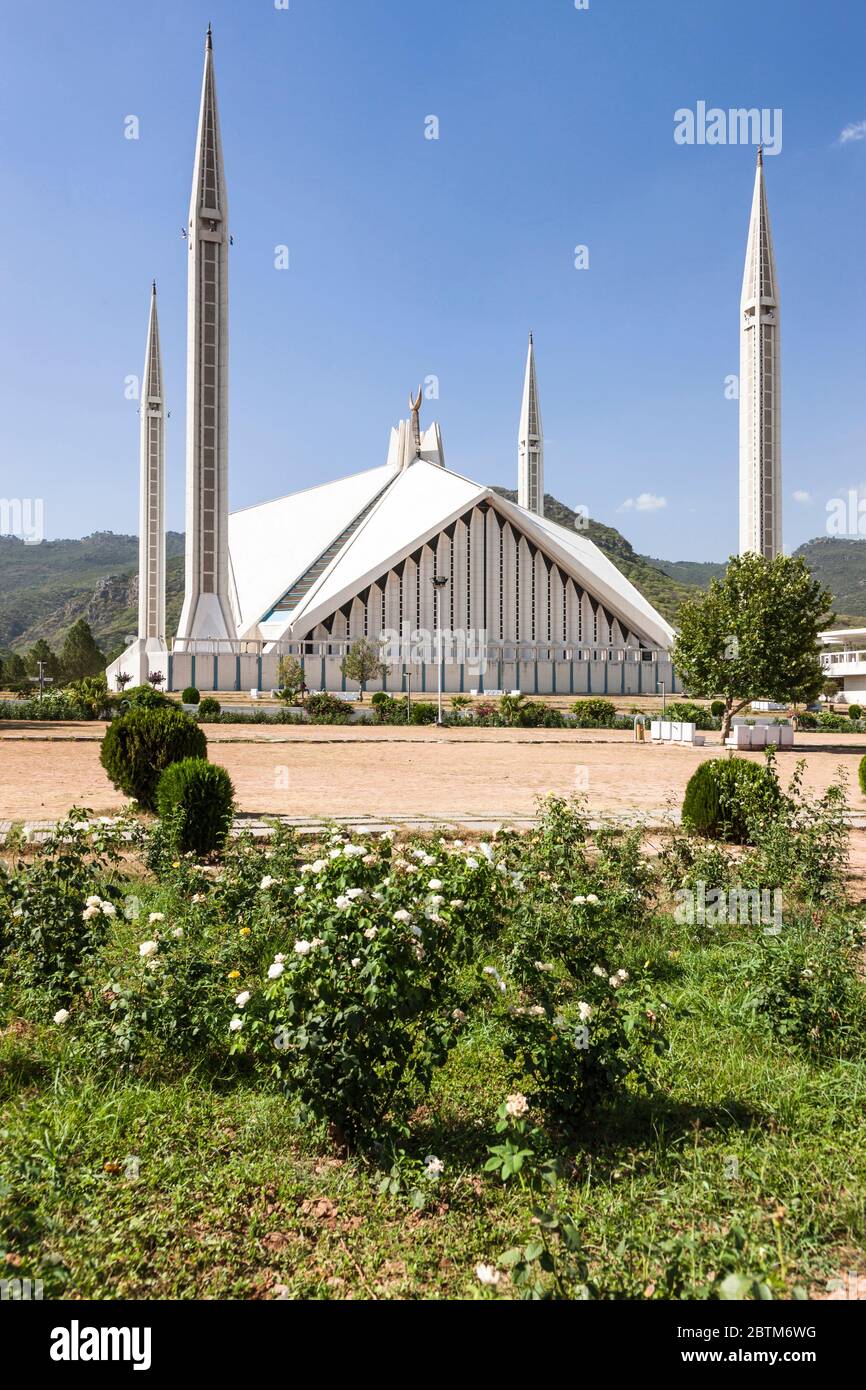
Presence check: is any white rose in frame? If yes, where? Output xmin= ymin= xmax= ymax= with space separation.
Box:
xmin=268 ymin=962 xmax=285 ymax=979
xmin=229 ymin=1016 xmax=244 ymax=1032
xmin=505 ymin=1092 xmax=529 ymax=1118
xmin=259 ymin=875 xmax=278 ymax=891
xmin=85 ymin=895 xmax=101 ymax=908
xmin=428 ymin=878 xmax=443 ymax=891
xmin=334 ymin=896 xmax=351 ymax=910
xmin=235 ymin=991 xmax=251 ymax=1008
xmin=364 ymin=926 xmax=377 ymax=940
xmin=138 ymin=941 xmax=158 ymax=958
xmin=293 ymin=941 xmax=312 ymax=956
xmin=148 ymin=912 xmax=165 ymax=924
xmin=392 ymin=910 xmax=411 ymax=923
xmin=578 ymin=1001 xmax=593 ymax=1022
xmin=465 ymin=858 xmax=479 ymax=870
xmin=53 ymin=1009 xmax=70 ymax=1025
xmin=475 ymin=1263 xmax=501 ymax=1287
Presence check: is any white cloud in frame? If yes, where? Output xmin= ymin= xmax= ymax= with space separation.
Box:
xmin=792 ymin=490 xmax=812 ymax=504
xmin=839 ymin=120 xmax=866 ymax=144
xmin=619 ymin=492 xmax=668 ymax=514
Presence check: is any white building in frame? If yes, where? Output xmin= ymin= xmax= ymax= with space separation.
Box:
xmin=819 ymin=630 xmax=866 ymax=705
xmin=110 ymin=29 xmax=679 ymax=699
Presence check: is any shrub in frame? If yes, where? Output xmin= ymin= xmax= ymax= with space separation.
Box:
xmin=570 ymin=698 xmax=616 ymax=727
xmin=742 ymin=919 xmax=866 ymax=1058
xmin=306 ymin=691 xmax=351 ymax=722
xmin=197 ymin=696 xmax=221 ymax=717
xmin=681 ymin=756 xmax=781 ymax=844
xmin=65 ymin=676 xmax=115 ymax=720
xmin=100 ymin=706 xmax=207 ymax=812
xmin=234 ymin=835 xmax=497 ymax=1147
xmin=121 ymin=684 xmax=172 ymax=710
xmin=860 ymin=755 xmax=866 ymax=798
xmin=409 ymin=700 xmax=437 ymax=725
xmin=848 ymin=704 xmax=862 ymax=720
xmin=662 ymin=700 xmax=715 ymax=731
xmin=795 ymin=711 xmax=817 ymax=730
xmin=155 ymin=758 xmax=235 ymax=856
xmin=370 ymin=690 xmax=391 ymax=707
xmin=181 ymin=686 xmax=200 ymax=706
xmin=710 ymin=700 xmax=726 ymax=719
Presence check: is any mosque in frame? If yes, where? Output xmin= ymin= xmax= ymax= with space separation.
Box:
xmin=108 ymin=29 xmax=781 ymax=699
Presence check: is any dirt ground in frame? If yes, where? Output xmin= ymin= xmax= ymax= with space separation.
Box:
xmin=2 ymin=721 xmax=864 ymax=824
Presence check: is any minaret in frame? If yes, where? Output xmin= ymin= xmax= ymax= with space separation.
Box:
xmin=739 ymin=148 xmax=781 ymax=560
xmin=138 ymin=282 xmax=165 ymax=642
xmin=518 ymin=333 xmax=544 ymax=516
xmin=176 ymin=25 xmax=235 ymax=644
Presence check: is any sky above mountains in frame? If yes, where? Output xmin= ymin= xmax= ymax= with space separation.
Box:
xmin=0 ymin=0 xmax=864 ymax=559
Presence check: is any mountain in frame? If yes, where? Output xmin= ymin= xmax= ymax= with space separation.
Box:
xmin=2 ymin=508 xmax=864 ymax=662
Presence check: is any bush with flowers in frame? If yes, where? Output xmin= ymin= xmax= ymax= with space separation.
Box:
xmin=0 ymin=810 xmax=140 ymax=1004
xmin=229 ymin=830 xmax=500 ymax=1147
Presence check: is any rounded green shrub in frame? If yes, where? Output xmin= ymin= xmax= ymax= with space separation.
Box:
xmin=120 ymin=684 xmax=172 ymax=710
xmin=182 ymin=686 xmax=200 ymax=706
xmin=570 ymin=698 xmax=616 ymax=727
xmin=370 ymin=690 xmax=390 ymax=707
xmin=860 ymin=754 xmax=866 ymax=797
xmin=156 ymin=757 xmax=234 ymax=855
xmin=849 ymin=704 xmax=862 ymax=721
xmin=664 ymin=700 xmax=715 ymax=730
xmin=710 ymin=700 xmax=726 ymax=719
xmin=197 ymin=696 xmax=221 ymax=717
xmin=681 ymin=756 xmax=781 ymax=844
xmin=100 ymin=706 xmax=207 ymax=812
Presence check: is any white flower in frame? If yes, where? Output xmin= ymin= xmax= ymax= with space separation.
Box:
xmin=410 ymin=924 xmax=423 ymax=938
xmin=479 ymin=843 xmax=494 ymax=862
xmin=534 ymin=960 xmax=554 ymax=973
xmin=475 ymin=1263 xmax=501 ymax=1287
xmin=294 ymin=885 xmax=305 ymax=896
xmin=452 ymin=1008 xmax=466 ymax=1023
xmin=450 ymin=898 xmax=464 ymax=909
xmin=346 ymin=887 xmax=365 ymax=900
xmin=85 ymin=895 xmax=101 ymax=908
xmin=268 ymin=962 xmax=285 ymax=979
xmin=334 ymin=895 xmax=352 ymax=910
xmin=428 ymin=878 xmax=443 ymax=891
xmin=609 ymin=974 xmax=623 ymax=989
xmin=138 ymin=940 xmax=159 ymax=959
xmin=578 ymin=1001 xmax=593 ymax=1022
xmin=573 ymin=895 xmax=587 ymax=906
xmin=428 ymin=894 xmax=444 ymax=906
xmin=380 ymin=829 xmax=395 ymax=841
xmin=53 ymin=1008 xmax=70 ymax=1025
xmin=171 ymin=926 xmax=183 ymax=938
xmin=235 ymin=991 xmax=251 ymax=1008
xmin=310 ymin=937 xmax=325 ymax=949
xmin=274 ymin=953 xmax=287 ymax=964
xmin=148 ymin=912 xmax=165 ymax=924
xmin=616 ymin=969 xmax=629 ymax=982
xmin=505 ymin=1092 xmax=529 ymax=1118
xmin=586 ymin=894 xmax=600 ymax=905
xmin=344 ymin=844 xmax=366 ymax=858
xmin=329 ymin=848 xmax=342 ymax=860
xmin=299 ymin=863 xmax=315 ymax=875
xmin=424 ymin=1155 xmax=445 ymax=1178
xmin=392 ymin=909 xmax=411 ymax=923
xmin=465 ymin=857 xmax=479 ymax=870
xmin=452 ymin=839 xmax=464 ymax=848
xmin=259 ymin=875 xmax=278 ymax=891
xmin=293 ymin=941 xmax=313 ymax=956
xmin=351 ymin=957 xmax=361 ymax=968
xmin=528 ymin=1005 xmax=545 ymax=1017
xmin=312 ymin=859 xmax=327 ymax=873
xmin=229 ymin=1016 xmax=244 ymax=1032
xmin=364 ymin=926 xmax=378 ymax=940
xmin=592 ymin=965 xmax=606 ymax=978
xmin=146 ymin=958 xmax=161 ymax=972
xmin=82 ymin=905 xmax=100 ymax=921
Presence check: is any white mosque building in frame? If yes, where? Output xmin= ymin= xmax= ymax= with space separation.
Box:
xmin=110 ymin=30 xmax=707 ymax=698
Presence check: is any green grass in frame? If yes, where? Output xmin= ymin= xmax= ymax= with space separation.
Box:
xmin=2 ymin=910 xmax=863 ymax=1300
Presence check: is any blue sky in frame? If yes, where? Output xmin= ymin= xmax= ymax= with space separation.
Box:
xmin=0 ymin=0 xmax=864 ymax=560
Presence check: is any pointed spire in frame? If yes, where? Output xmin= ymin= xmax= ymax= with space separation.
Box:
xmin=409 ymin=386 xmax=422 ymax=457
xmin=739 ymin=153 xmax=782 ymax=560
xmin=518 ymin=333 xmax=544 ymax=516
xmin=206 ymin=23 xmax=213 ymax=50
xmin=139 ymin=282 xmax=166 ymax=643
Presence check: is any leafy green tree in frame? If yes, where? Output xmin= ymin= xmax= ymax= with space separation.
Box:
xmin=59 ymin=619 xmax=105 ymax=683
xmin=277 ymin=654 xmax=304 ymax=703
xmin=1 ymin=652 xmax=28 ymax=691
xmin=339 ymin=638 xmax=386 ymax=700
xmin=672 ymin=553 xmax=832 ymax=740
xmin=25 ymin=639 xmax=61 ymax=684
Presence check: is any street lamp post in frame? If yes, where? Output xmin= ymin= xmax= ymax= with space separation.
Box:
xmin=430 ymin=575 xmax=449 ymax=726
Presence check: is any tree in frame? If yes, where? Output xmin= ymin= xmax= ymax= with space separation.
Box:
xmin=277 ymin=654 xmax=304 ymax=704
xmin=339 ymin=638 xmax=386 ymax=699
xmin=671 ymin=553 xmax=833 ymax=741
xmin=59 ymin=619 xmax=105 ymax=683
xmin=25 ymin=639 xmax=61 ymax=683
xmin=1 ymin=652 xmax=28 ymax=692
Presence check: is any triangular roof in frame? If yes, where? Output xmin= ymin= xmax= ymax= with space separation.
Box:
xmin=228 ymin=454 xmax=675 ymax=650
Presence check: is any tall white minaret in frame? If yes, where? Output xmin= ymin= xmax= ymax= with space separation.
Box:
xmin=739 ymin=148 xmax=782 ymax=560
xmin=176 ymin=25 xmax=235 ymax=644
xmin=138 ymin=281 xmax=165 ymax=643
xmin=518 ymin=333 xmax=544 ymax=516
